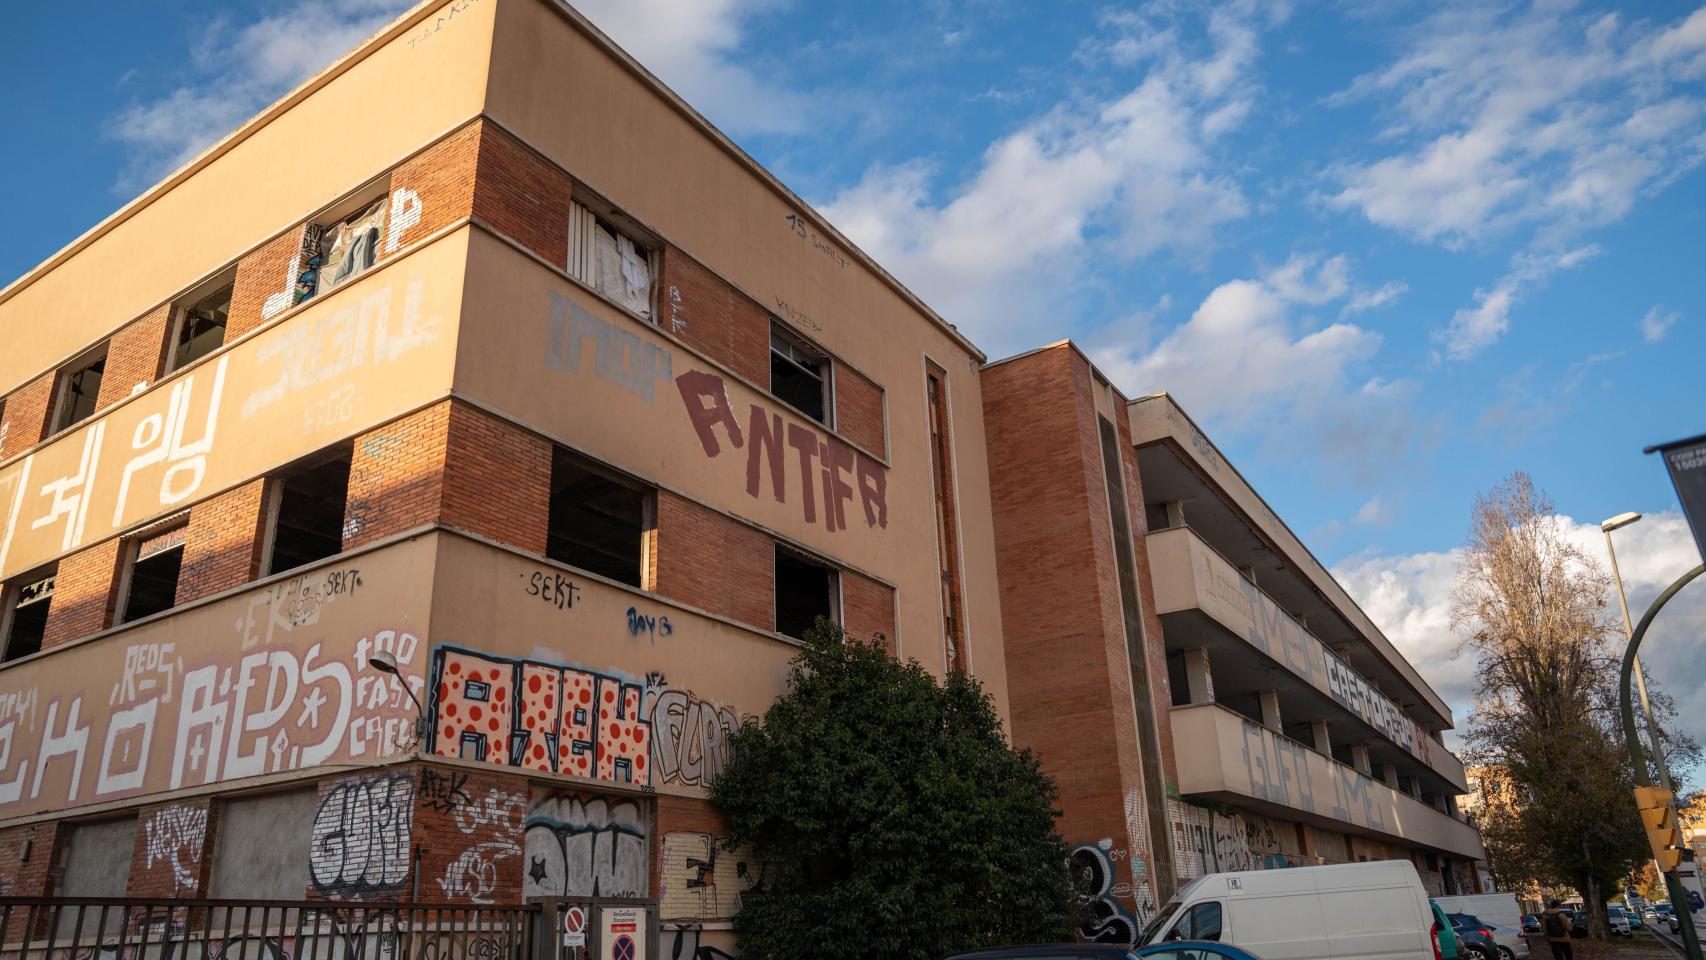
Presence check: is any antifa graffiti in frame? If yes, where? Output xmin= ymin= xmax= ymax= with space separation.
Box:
xmin=427 ymin=647 xmax=651 ymax=785
xmin=675 ymin=369 xmax=887 ymax=534
xmin=522 ymin=794 xmax=647 ymax=898
xmin=309 ymin=774 xmax=416 ymax=896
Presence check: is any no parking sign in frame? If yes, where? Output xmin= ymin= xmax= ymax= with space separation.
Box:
xmin=601 ymin=907 xmax=647 ymax=960
xmin=561 ymin=906 xmax=587 ymax=949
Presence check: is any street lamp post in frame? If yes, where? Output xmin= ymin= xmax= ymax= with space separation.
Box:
xmin=1602 ymin=513 xmax=1677 ymax=796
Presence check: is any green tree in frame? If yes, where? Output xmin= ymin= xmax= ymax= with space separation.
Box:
xmin=711 ymin=620 xmax=1075 ymax=960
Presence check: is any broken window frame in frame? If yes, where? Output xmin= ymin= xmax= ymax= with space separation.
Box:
xmin=567 ymin=198 xmax=655 ymax=320
xmin=292 ymin=178 xmax=393 ymax=309
xmin=165 ymin=271 xmax=236 ymax=374
xmin=115 ymin=517 xmax=189 ymax=625
xmin=773 ymin=542 xmax=841 ymax=640
xmin=769 ymin=321 xmax=833 ymax=427
xmin=0 ymin=564 xmax=57 ymax=663
xmin=51 ymin=343 xmax=109 ymax=436
xmin=261 ymin=446 xmax=353 ymax=578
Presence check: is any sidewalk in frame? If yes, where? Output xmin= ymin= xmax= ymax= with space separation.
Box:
xmin=1526 ymin=933 xmax=1679 ymax=960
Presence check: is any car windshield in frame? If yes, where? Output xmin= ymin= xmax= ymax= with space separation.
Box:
xmin=1139 ymin=901 xmax=1184 ymax=945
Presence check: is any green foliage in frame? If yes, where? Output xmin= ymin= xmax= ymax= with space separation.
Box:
xmin=710 ymin=619 xmax=1075 ymax=960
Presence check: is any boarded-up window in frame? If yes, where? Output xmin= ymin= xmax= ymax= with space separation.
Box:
xmin=59 ymin=816 xmax=137 ymax=897
xmin=210 ymin=789 xmax=318 ymax=899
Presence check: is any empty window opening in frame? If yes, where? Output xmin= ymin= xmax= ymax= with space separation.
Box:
xmin=53 ymin=346 xmax=108 ymax=434
xmin=548 ymin=446 xmax=652 ymax=586
xmin=775 ymin=545 xmax=838 ymax=640
xmin=0 ymin=566 xmax=56 ymax=663
xmin=170 ymin=281 xmax=233 ymax=372
xmin=314 ymin=198 xmax=387 ymax=298
xmin=120 ymin=522 xmax=187 ymax=623
xmin=266 ymin=451 xmax=352 ymax=576
xmin=771 ymin=325 xmax=830 ymax=425
xmin=568 ymin=201 xmax=653 ymax=317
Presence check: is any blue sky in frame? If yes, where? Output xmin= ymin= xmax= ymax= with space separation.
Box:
xmin=5 ymin=0 xmax=1706 ymax=774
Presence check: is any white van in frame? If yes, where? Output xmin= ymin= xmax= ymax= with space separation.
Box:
xmin=1433 ymin=893 xmax=1528 ymax=959
xmin=1142 ymin=860 xmax=1437 ymax=960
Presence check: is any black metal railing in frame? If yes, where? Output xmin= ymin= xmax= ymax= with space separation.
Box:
xmin=0 ymin=900 xmax=537 ymax=960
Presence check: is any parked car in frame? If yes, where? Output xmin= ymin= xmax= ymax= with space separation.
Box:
xmin=1141 ymin=861 xmax=1437 ymax=960
xmin=1433 ymin=901 xmax=1463 ymax=960
xmin=1604 ymin=907 xmax=1632 ymax=937
xmin=1520 ymin=915 xmax=1540 ymax=935
xmin=1622 ymin=906 xmax=1645 ymax=930
xmin=945 ymin=946 xmax=1137 ymax=960
xmin=1435 ymin=894 xmax=1527 ymax=959
xmin=1447 ymin=916 xmax=1500 ymax=960
xmin=1136 ymin=942 xmax=1266 ymax=960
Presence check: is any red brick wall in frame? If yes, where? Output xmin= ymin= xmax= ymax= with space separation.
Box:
xmin=345 ymin=403 xmax=452 ymax=551
xmin=471 ymin=122 xmax=575 ymax=266
xmin=1 ymin=372 xmax=58 ymax=459
xmin=652 ymin=793 xmax=727 ymax=908
xmin=655 ymin=246 xmax=770 ymax=385
xmin=389 ymin=122 xmax=481 ymax=259
xmin=306 ymin=769 xmax=421 ymax=901
xmin=836 ymin=365 xmax=886 ymax=458
xmin=96 ymin=304 xmax=172 ymax=411
xmin=442 ymin=402 xmax=551 ymax=553
xmin=414 ymin=765 xmax=528 ymax=905
xmin=981 ymin=344 xmax=1158 ymax=906
xmin=126 ymin=798 xmax=217 ymax=898
xmin=0 ymin=821 xmax=64 ymax=934
xmin=229 ymin=228 xmax=304 ymax=341
xmin=653 ymin=491 xmax=773 ymax=629
xmin=842 ymin=569 xmax=896 ymax=651
xmin=177 ymin=479 xmax=270 ymax=604
xmin=40 ymin=538 xmax=125 ymax=650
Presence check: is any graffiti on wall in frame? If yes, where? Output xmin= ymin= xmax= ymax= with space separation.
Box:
xmin=675 ymin=369 xmax=887 ymax=534
xmin=0 ymin=263 xmax=451 ymax=585
xmin=426 ymin=647 xmax=750 ymax=793
xmin=310 ymin=773 xmax=416 ymax=897
xmin=659 ymin=832 xmax=763 ymax=922
xmin=1236 ymin=717 xmax=1390 ymax=835
xmin=143 ymin=801 xmax=209 ymax=895
xmin=522 ymin=794 xmax=647 ymax=898
xmin=546 ymin=292 xmax=674 ymax=404
xmin=1070 ymin=841 xmax=1148 ymax=946
xmin=0 ymin=609 xmax=424 ymax=819
xmin=432 ymin=772 xmax=526 ymax=904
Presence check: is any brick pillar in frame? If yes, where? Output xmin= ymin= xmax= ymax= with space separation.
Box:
xmin=653 ymin=491 xmax=773 ymax=628
xmin=127 ymin=798 xmax=218 ymax=899
xmin=387 ymin=121 xmax=481 ymax=262
xmin=1 ymin=372 xmax=59 ymax=459
xmin=441 ymin=402 xmax=551 ymax=552
xmin=306 ymin=769 xmax=421 ymax=901
xmin=344 ymin=403 xmax=452 ymax=551
xmin=413 ymin=765 xmax=528 ymax=905
xmin=96 ymin=304 xmax=173 ymax=411
xmin=469 ymin=121 xmax=576 ymax=266
xmin=229 ymin=227 xmax=306 ymax=340
xmin=0 ymin=822 xmax=66 ymax=937
xmin=40 ymin=539 xmax=124 ymax=649
xmin=836 ymin=365 xmax=887 ymax=459
xmin=842 ymin=569 xmax=896 ymax=651
xmin=176 ymin=479 xmax=270 ymax=604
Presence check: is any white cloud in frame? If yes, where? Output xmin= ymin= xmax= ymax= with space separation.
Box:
xmin=1436 ymin=244 xmax=1600 ymax=360
xmin=1355 ymin=495 xmax=1390 ymax=527
xmin=108 ymin=0 xmax=413 ymax=190
xmin=819 ymin=2 xmax=1273 ymax=354
xmin=1642 ymin=305 xmax=1681 ymax=343
xmin=1341 ymin=280 xmax=1408 ymax=317
xmin=1327 ymin=3 xmax=1706 ymax=247
xmin=570 ymin=0 xmax=810 ymax=136
xmin=1335 ymin=511 xmax=1706 ymax=782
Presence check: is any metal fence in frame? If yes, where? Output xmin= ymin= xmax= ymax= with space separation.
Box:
xmin=0 ymin=900 xmax=537 ymax=960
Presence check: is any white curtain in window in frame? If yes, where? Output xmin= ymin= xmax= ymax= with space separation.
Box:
xmin=616 ymin=234 xmax=652 ymax=317
xmin=317 ymin=199 xmax=387 ymax=296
